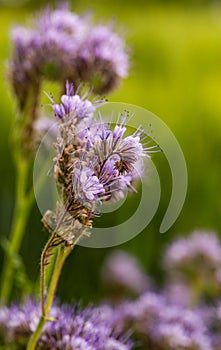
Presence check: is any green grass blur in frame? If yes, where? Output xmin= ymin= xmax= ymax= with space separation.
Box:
xmin=0 ymin=0 xmax=221 ymax=303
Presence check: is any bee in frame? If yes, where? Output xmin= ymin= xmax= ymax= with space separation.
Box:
xmin=115 ymin=160 xmax=133 ymax=174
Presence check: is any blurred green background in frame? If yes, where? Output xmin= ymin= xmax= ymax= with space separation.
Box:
xmin=0 ymin=0 xmax=221 ymax=303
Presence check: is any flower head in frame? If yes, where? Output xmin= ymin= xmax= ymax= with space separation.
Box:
xmin=0 ymin=300 xmax=133 ymax=350
xmin=114 ymin=292 xmax=213 ymax=350
xmin=101 ymin=250 xmax=150 ymax=300
xmin=43 ymin=85 xmax=154 ymax=246
xmin=51 ymin=82 xmax=97 ymax=121
xmin=70 ymin=115 xmax=147 ymax=212
xmin=78 ymin=24 xmax=129 ymax=92
xmin=163 ymin=230 xmax=221 ymax=301
xmin=9 ymin=5 xmax=129 ymax=111
xmin=73 ymin=167 xmax=105 ymax=204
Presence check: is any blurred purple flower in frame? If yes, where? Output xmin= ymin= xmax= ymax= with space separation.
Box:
xmin=78 ymin=24 xmax=129 ymax=92
xmin=164 ymin=230 xmax=221 ymax=269
xmin=0 ymin=300 xmax=133 ymax=350
xmin=101 ymin=250 xmax=150 ymax=300
xmin=9 ymin=4 xmax=129 ymax=111
xmin=114 ymin=292 xmax=213 ymax=350
xmin=163 ymin=280 xmax=193 ymax=307
xmin=163 ymin=230 xmax=221 ymax=302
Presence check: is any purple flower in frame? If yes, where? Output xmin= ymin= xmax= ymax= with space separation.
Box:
xmin=51 ymin=82 xmax=97 ymax=121
xmin=71 ymin=116 xmax=147 ymax=208
xmin=0 ymin=300 xmax=133 ymax=350
xmin=73 ymin=167 xmax=105 ymax=205
xmin=81 ymin=25 xmax=129 ymax=78
xmin=163 ymin=230 xmax=221 ymax=301
xmin=164 ymin=231 xmax=221 ymax=269
xmin=114 ymin=292 xmax=213 ymax=350
xmin=9 ymin=4 xmax=129 ymax=110
xmin=44 ymin=86 xmax=152 ymax=244
xmin=82 ymin=116 xmax=146 ymax=171
xmin=153 ymin=305 xmax=212 ymax=350
xmin=163 ymin=280 xmax=193 ymax=307
xmin=37 ymin=5 xmax=87 ymax=40
xmin=101 ymin=250 xmax=150 ymax=300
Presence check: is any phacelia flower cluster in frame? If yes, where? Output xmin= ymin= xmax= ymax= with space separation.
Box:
xmin=113 ymin=292 xmax=213 ymax=350
xmin=163 ymin=230 xmax=221 ymax=301
xmin=10 ymin=4 xmax=129 ymax=111
xmin=0 ymin=300 xmax=132 ymax=350
xmin=98 ymin=232 xmax=221 ymax=349
xmin=101 ymin=250 xmax=150 ymax=300
xmin=42 ymin=82 xmax=152 ymax=247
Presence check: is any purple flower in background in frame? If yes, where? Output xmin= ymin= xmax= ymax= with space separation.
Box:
xmin=101 ymin=250 xmax=150 ymax=300
xmin=9 ymin=4 xmax=129 ymax=110
xmin=153 ymin=304 xmax=213 ymax=350
xmin=79 ymin=24 xmax=129 ymax=92
xmin=164 ymin=230 xmax=221 ymax=269
xmin=163 ymin=230 xmax=221 ymax=302
xmin=37 ymin=5 xmax=87 ymax=40
xmin=114 ymin=292 xmax=213 ymax=350
xmin=0 ymin=300 xmax=133 ymax=350
xmin=81 ymin=25 xmax=129 ymax=78
xmin=163 ymin=280 xmax=193 ymax=307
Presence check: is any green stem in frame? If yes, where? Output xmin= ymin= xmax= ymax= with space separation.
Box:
xmin=45 ymin=246 xmax=72 ymax=315
xmin=26 ymin=244 xmax=72 ymax=350
xmin=0 ymin=159 xmax=33 ymax=304
xmin=26 ymin=315 xmax=45 ymax=350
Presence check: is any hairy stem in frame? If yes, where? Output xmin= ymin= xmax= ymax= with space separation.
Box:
xmin=40 ymin=232 xmax=57 ymax=316
xmin=45 ymin=246 xmax=72 ymax=315
xmin=27 ymin=243 xmax=72 ymax=350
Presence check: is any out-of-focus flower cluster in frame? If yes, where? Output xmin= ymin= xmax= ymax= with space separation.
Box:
xmin=1 ymin=230 xmax=221 ymax=349
xmin=42 ymin=82 xmax=149 ymax=247
xmin=0 ymin=300 xmax=132 ymax=350
xmin=113 ymin=292 xmax=212 ymax=350
xmin=10 ymin=4 xmax=129 ymax=111
xmin=164 ymin=230 xmax=221 ymax=301
xmin=101 ymin=250 xmax=150 ymax=300
xmin=99 ymin=230 xmax=221 ymax=350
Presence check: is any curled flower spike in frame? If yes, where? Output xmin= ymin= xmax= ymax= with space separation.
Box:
xmin=70 ymin=118 xmax=147 ymax=210
xmin=34 ymin=83 xmax=158 ymax=350
xmin=42 ymin=83 xmax=158 ymax=246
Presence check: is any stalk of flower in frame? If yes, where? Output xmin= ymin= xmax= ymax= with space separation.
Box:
xmin=1 ymin=4 xmax=129 ymax=305
xmin=27 ymin=82 xmax=155 ymax=350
